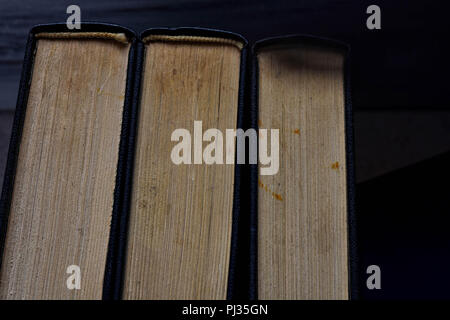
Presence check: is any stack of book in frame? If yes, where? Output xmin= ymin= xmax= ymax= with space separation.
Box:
xmin=0 ymin=23 xmax=357 ymax=300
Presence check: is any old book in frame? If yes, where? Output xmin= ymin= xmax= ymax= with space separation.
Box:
xmin=0 ymin=24 xmax=356 ymax=300
xmin=0 ymin=24 xmax=136 ymax=299
xmin=254 ymin=37 xmax=356 ymax=299
xmin=121 ymin=29 xmax=246 ymax=300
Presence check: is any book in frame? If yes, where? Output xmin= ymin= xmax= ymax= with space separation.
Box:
xmin=254 ymin=37 xmax=355 ymax=299
xmin=0 ymin=23 xmax=356 ymax=300
xmin=0 ymin=24 xmax=136 ymax=299
xmin=122 ymin=29 xmax=245 ymax=300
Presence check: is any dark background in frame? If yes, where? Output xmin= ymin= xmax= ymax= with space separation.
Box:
xmin=1 ymin=0 xmax=449 ymax=299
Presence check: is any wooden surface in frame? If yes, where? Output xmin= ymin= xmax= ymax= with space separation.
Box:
xmin=123 ymin=39 xmax=242 ymax=299
xmin=0 ymin=38 xmax=130 ymax=299
xmin=257 ymin=44 xmax=348 ymax=299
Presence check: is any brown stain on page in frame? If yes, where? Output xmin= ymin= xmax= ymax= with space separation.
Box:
xmin=331 ymin=161 xmax=340 ymax=170
xmin=258 ymin=179 xmax=283 ymax=201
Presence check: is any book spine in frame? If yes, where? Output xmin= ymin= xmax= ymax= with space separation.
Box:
xmin=248 ymin=48 xmax=259 ymax=301
xmin=343 ymin=47 xmax=359 ymax=300
xmin=103 ymin=38 xmax=143 ymax=300
xmin=0 ymin=32 xmax=36 ymax=274
xmin=227 ymin=44 xmax=252 ymax=301
xmin=102 ymin=35 xmax=139 ymax=300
